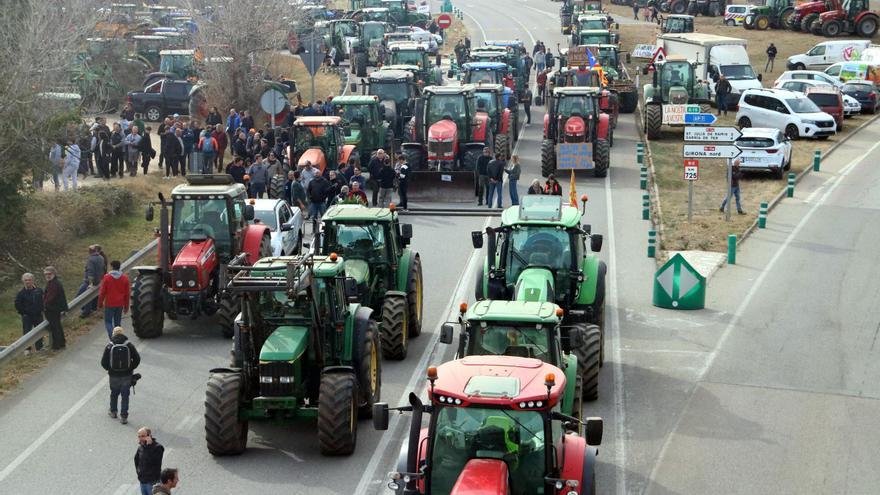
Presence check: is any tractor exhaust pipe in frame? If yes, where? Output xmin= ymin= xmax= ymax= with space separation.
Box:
xmin=406 ymin=392 xmax=424 ymax=490
xmin=158 ymin=193 xmax=170 ymax=277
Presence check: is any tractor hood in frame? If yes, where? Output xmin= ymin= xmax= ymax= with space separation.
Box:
xmin=173 ymin=236 xmax=215 ymax=266
xmin=564 ymin=115 xmax=587 ymax=138
xmin=514 ymin=267 xmax=556 ymax=303
xmin=794 ymin=1 xmax=824 ymax=13
xmin=259 ymin=325 xmax=309 ymax=362
xmin=450 ymin=459 xmax=510 ymax=495
xmin=428 ymin=119 xmax=457 ymax=142
xmin=344 ymin=258 xmax=370 ymax=285
xmin=298 ymin=147 xmax=328 ymax=174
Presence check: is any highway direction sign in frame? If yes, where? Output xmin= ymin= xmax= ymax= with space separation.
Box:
xmin=684 ymin=126 xmax=742 ymax=142
xmin=683 ymin=144 xmax=742 ymax=159
xmin=662 ymin=104 xmax=701 ymax=124
xmin=683 ymin=113 xmax=717 ymax=125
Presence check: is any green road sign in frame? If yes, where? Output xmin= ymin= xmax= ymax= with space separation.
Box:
xmin=653 ymin=253 xmax=705 ymax=310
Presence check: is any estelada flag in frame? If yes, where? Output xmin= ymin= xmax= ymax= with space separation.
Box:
xmin=569 ymin=169 xmax=577 ymax=207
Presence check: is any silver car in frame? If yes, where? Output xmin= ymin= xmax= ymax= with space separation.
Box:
xmin=250 ymin=199 xmax=304 ymax=256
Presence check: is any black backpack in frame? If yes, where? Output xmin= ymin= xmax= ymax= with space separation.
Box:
xmin=109 ymin=342 xmax=131 ymax=372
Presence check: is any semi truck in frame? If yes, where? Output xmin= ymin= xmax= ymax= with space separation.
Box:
xmin=657 ymin=33 xmax=763 ymax=107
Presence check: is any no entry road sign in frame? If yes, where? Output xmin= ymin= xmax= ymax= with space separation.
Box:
xmin=437 ymin=14 xmax=453 ymax=29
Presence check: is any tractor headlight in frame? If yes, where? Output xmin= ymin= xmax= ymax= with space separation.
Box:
xmin=175 ymin=280 xmax=183 ymax=288
xmin=188 ymin=280 xmax=196 ymax=287
xmin=259 ymin=376 xmax=274 ymax=384
xmin=567 ymin=491 xmax=578 ymax=495
xmin=278 ymin=376 xmax=295 ymax=384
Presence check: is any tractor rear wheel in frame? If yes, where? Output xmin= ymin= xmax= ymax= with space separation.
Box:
xmin=593 ymin=138 xmax=610 ymax=178
xmin=205 ymin=372 xmax=248 ymax=455
xmin=609 ymin=93 xmax=619 ymax=129
xmin=495 ymin=133 xmax=510 ymax=159
xmin=801 ymin=13 xmax=818 ymax=33
xmin=620 ymin=91 xmax=638 ymax=113
xmin=755 ymin=15 xmax=770 ymax=30
xmin=403 ymin=146 xmax=427 ymax=171
xmin=778 ymin=8 xmax=795 ymax=29
xmin=540 ymin=139 xmax=556 ymax=177
xmin=406 ymin=255 xmax=424 ymax=337
xmin=354 ymin=53 xmax=367 ymax=77
xmin=317 ymin=372 xmax=358 ymax=456
xmin=857 ymin=15 xmax=879 ymax=38
xmin=822 ymin=20 xmax=841 ymax=37
xmin=380 ymin=293 xmax=408 ymax=360
xmin=131 ymin=272 xmax=164 ymax=339
xmin=645 ymin=104 xmax=662 ymax=140
xmin=355 ymin=320 xmax=381 ymax=418
xmin=384 ymin=128 xmax=396 ymax=155
xmin=570 ymin=323 xmax=601 ymax=402
xmin=672 ymin=0 xmax=687 ymax=14
xmin=788 ymin=15 xmax=801 ymax=30
xmin=216 ymin=296 xmax=239 ymax=339
xmin=810 ymin=18 xmax=824 ymax=35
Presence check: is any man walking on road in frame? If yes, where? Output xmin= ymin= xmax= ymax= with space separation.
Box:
xmin=475 ymin=147 xmax=491 ymax=206
xmin=152 ymin=468 xmax=179 ymax=494
xmin=101 ymin=326 xmax=141 ymax=424
xmin=377 ymin=159 xmax=397 ymax=208
xmin=397 ymin=155 xmax=410 ymax=210
xmin=715 ymin=75 xmax=732 ymax=116
xmin=15 ymin=273 xmax=44 ymax=353
xmin=765 ymin=43 xmax=777 ymax=72
xmin=368 ymin=149 xmax=389 ymax=206
xmin=135 ymin=427 xmax=164 ymax=495
xmin=487 ymin=153 xmax=505 ymax=209
xmin=720 ymin=159 xmax=745 ymax=215
xmin=523 ymin=88 xmax=532 ymax=124
xmin=98 ymin=260 xmax=130 ymax=340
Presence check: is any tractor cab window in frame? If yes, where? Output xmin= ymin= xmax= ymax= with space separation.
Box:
xmin=171 ymin=197 xmax=232 ymax=256
xmin=596 ymin=47 xmax=618 ymax=68
xmin=427 ymin=94 xmax=466 ymax=123
xmin=294 ymin=125 xmax=335 ymax=154
xmin=556 ymin=95 xmax=594 ymax=118
xmin=468 ymin=324 xmax=551 ymax=361
xmin=666 ymin=17 xmax=688 ymax=32
xmin=341 ymin=105 xmax=369 ymax=128
xmin=328 ymin=223 xmax=387 ymax=261
xmin=504 ymin=226 xmax=573 ymax=285
xmin=431 ymin=407 xmax=546 ymax=495
xmin=466 ymin=69 xmax=502 ymax=85
xmin=661 ymin=62 xmax=692 ymax=89
xmin=392 ymin=50 xmax=424 ymax=67
xmin=578 ymin=32 xmax=609 ymax=45
xmin=335 ymin=21 xmax=356 ymax=38
xmin=474 ymin=92 xmax=498 ymax=115
xmin=362 ymin=23 xmax=385 ymax=42
xmin=579 ymin=19 xmax=606 ymax=30
xmin=369 ymin=80 xmax=409 ymax=105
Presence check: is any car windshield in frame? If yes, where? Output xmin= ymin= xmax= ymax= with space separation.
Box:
xmin=391 ymin=50 xmax=423 ymax=67
xmin=556 ymin=94 xmax=594 ymax=117
xmin=735 ymin=137 xmax=775 ymax=148
xmin=369 ymin=80 xmax=409 ymax=103
xmin=171 ymin=198 xmax=231 ymax=255
xmin=843 ymin=83 xmax=873 ymax=92
xmin=720 ymin=65 xmax=756 ymax=80
xmin=468 ymin=324 xmax=552 ymax=362
xmin=427 ymin=94 xmax=466 ymax=123
xmin=474 ymin=92 xmax=498 ymax=115
xmin=252 ymin=209 xmax=278 ymax=230
xmin=431 ymin=406 xmax=546 ymax=495
xmin=785 ymin=98 xmax=821 ymax=113
xmin=807 ymin=93 xmax=839 ymax=107
xmin=327 ymin=223 xmax=387 ymax=261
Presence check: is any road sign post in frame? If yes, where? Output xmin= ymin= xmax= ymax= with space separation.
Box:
xmin=683 ymin=159 xmax=698 ymax=222
xmin=725 ymin=158 xmax=732 ymax=221
xmin=759 ymin=201 xmax=768 ymax=228
xmin=653 ymin=253 xmax=706 ymax=309
xmin=727 ymin=234 xmax=737 ymax=265
xmin=297 ymin=34 xmax=322 ymax=103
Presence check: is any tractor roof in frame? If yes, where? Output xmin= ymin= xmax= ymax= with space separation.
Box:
xmin=484 ymin=40 xmax=524 ymax=47
xmin=466 ymin=300 xmax=561 ymax=324
xmin=370 ymin=68 xmax=415 ymax=80
xmin=361 ymin=7 xmax=390 ymax=12
xmin=664 ymin=55 xmax=690 ymax=63
xmin=580 ymin=43 xmax=618 ymax=49
xmin=553 ymin=86 xmax=602 ymax=96
xmin=293 ymin=116 xmax=343 ymax=126
xmin=463 ymin=62 xmax=508 ymax=70
xmin=323 ymin=204 xmax=396 ymax=222
xmin=473 ymin=83 xmax=505 ymax=93
xmin=171 ymin=174 xmax=246 ymax=197
xmin=501 ymin=195 xmax=581 ymax=227
xmin=332 ymin=95 xmax=380 ymax=105
xmin=376 ymin=64 xmax=420 ymax=73
xmin=470 ymin=46 xmax=507 ymax=53
xmin=425 ymin=84 xmax=475 ymax=95
xmin=390 ymin=42 xmax=426 ymax=51
xmin=430 ymin=356 xmax=566 ymax=408
xmin=579 ymin=29 xmax=611 ymax=34
xmin=251 ymin=254 xmax=346 ymax=278
xmin=160 ymin=49 xmax=195 ymax=55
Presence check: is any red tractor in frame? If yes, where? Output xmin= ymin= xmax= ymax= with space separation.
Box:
xmin=787 ymin=0 xmax=837 ymax=31
xmin=132 ymin=175 xmax=272 ymax=339
xmin=373 ymin=356 xmax=604 ymax=495
xmin=541 ymin=86 xmax=612 ymax=178
xmin=546 ymin=63 xmax=619 ymax=129
xmin=812 ymin=0 xmax=879 ymax=37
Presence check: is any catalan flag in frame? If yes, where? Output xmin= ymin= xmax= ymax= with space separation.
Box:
xmin=569 ymin=169 xmax=577 ymax=207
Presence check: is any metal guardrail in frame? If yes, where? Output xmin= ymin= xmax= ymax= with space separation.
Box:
xmin=0 ymin=238 xmax=159 ymax=375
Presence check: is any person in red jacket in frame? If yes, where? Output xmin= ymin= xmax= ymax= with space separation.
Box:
xmin=98 ymin=260 xmax=130 ymax=340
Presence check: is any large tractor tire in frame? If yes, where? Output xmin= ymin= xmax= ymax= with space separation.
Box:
xmin=216 ymin=296 xmax=239 ymax=339
xmin=588 ymin=263 xmax=607 ymax=367
xmin=778 ymin=8 xmax=795 ymax=29
xmin=755 ymin=14 xmax=771 ymax=30
xmin=354 ymin=53 xmax=368 ymax=77
xmin=572 ymin=373 xmax=584 ymax=421
xmin=540 ymin=139 xmax=556 ymax=177
xmin=570 ymin=323 xmax=601 ymax=402
xmin=857 ymin=15 xmax=879 ymax=38
xmin=384 ymin=127 xmax=396 ymax=155
xmin=495 ymin=133 xmax=511 ymax=159
xmin=317 ymin=372 xmax=358 ymax=456
xmin=645 ymin=104 xmax=662 ymax=140
xmin=809 ymin=17 xmax=824 ymax=35
xmin=800 ymin=13 xmax=818 ymax=33
xmin=406 ymin=255 xmax=424 ymax=338
xmin=787 ymin=14 xmax=801 ymax=30
xmin=131 ymin=272 xmax=164 ymax=339
xmin=205 ymin=372 xmax=248 ymax=455
xmin=822 ymin=20 xmax=841 ymax=37
xmin=355 ymin=319 xmax=381 ymax=418
xmin=593 ymin=138 xmax=610 ymax=178
xmin=609 ymin=93 xmax=619 ymax=129
xmin=620 ymin=91 xmax=638 ymax=113
xmin=403 ymin=146 xmax=427 ymax=171
xmin=380 ymin=293 xmax=408 ymax=360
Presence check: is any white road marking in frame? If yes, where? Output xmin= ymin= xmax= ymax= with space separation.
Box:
xmin=459 ymin=9 xmax=487 ymax=43
xmin=352 ymin=217 xmax=492 ymax=495
xmin=111 ymin=483 xmax=135 ymax=495
xmin=174 ymin=414 xmax=194 ymax=431
xmin=280 ymin=449 xmax=305 ymax=463
xmin=519 ymin=4 xmax=559 ymax=19
xmin=622 ymin=348 xmax=708 ymax=356
xmin=644 ymin=139 xmax=880 ymax=494
xmin=605 ymin=160 xmax=628 ymax=495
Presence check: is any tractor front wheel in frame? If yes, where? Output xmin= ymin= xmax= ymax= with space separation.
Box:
xmin=620 ymin=91 xmax=638 ymax=113
xmin=857 ymin=15 xmax=879 ymax=38
xmin=495 ymin=133 xmax=511 ymax=159
xmin=355 ymin=320 xmax=381 ymax=418
xmin=131 ymin=272 xmax=164 ymax=339
xmin=403 ymin=146 xmax=427 ymax=171
xmin=384 ymin=127 xmax=396 ymax=155
xmin=570 ymin=323 xmax=601 ymax=402
xmin=755 ymin=15 xmax=770 ymax=30
xmin=778 ymin=8 xmax=795 ymax=29
xmin=461 ymin=148 xmax=482 ymax=172
xmin=406 ymin=255 xmax=424 ymax=337
xmin=205 ymin=372 xmax=248 ymax=455
xmin=645 ymin=104 xmax=662 ymax=140
xmin=380 ymin=293 xmax=409 ymax=360
xmin=540 ymin=139 xmax=556 ymax=177
xmin=317 ymin=372 xmax=358 ymax=456
xmin=354 ymin=53 xmax=367 ymax=77
xmin=743 ymin=15 xmax=755 ymax=29
xmin=822 ymin=20 xmax=841 ymax=37
xmin=593 ymin=138 xmax=610 ymax=178
xmin=800 ymin=13 xmax=818 ymax=33
xmin=216 ymin=296 xmax=239 ymax=339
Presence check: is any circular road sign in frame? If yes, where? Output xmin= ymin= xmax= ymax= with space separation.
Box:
xmin=260 ymin=88 xmax=288 ymax=116
xmin=437 ymin=14 xmax=453 ymax=29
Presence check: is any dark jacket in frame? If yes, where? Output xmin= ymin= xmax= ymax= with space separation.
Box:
xmin=15 ymin=286 xmax=44 ymax=317
xmin=153 ymin=485 xmax=172 ymax=495
xmin=487 ymin=159 xmax=505 ymax=181
xmin=368 ymin=156 xmax=387 ymax=180
xmin=731 ymin=166 xmax=742 ymax=188
xmin=716 ymin=78 xmax=732 ymax=96
xmin=85 ymin=253 xmax=106 ymax=285
xmin=545 ymin=181 xmax=562 ymax=195
xmin=43 ymin=278 xmax=68 ymax=314
xmin=101 ymin=334 xmax=141 ymax=377
xmin=232 ymin=137 xmax=248 ymax=158
xmin=766 ymin=45 xmax=777 ymax=58
xmin=241 ymin=116 xmax=255 ymax=132
xmin=307 ymin=175 xmax=332 ymax=204
xmin=111 ymin=131 xmax=124 ymax=155
xmin=166 ymin=135 xmax=184 ymax=158
xmin=206 ymin=111 xmax=222 ymax=126
xmin=286 ymin=180 xmax=306 ymax=207
xmin=226 ymin=163 xmax=246 ymax=184
xmin=140 ymin=132 xmax=153 ymax=156
xmin=377 ymin=165 xmax=396 ymax=188
xmin=135 ymin=439 xmax=165 ymax=484
xmin=476 ymin=154 xmax=491 ymax=176
xmin=398 ymin=163 xmax=410 ymax=184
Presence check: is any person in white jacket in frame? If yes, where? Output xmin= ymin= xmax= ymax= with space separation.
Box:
xmin=62 ymin=141 xmax=81 ymax=191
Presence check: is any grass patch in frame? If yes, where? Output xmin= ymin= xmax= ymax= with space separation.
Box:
xmin=604 ymin=13 xmax=877 ymax=253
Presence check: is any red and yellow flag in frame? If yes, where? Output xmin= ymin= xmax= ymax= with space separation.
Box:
xmin=569 ymin=169 xmax=577 ymax=207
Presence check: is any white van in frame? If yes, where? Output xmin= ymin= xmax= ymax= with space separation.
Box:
xmin=787 ymin=40 xmax=871 ymax=71
xmin=723 ymin=5 xmax=754 ymax=26
xmin=824 ymin=61 xmax=880 ymax=84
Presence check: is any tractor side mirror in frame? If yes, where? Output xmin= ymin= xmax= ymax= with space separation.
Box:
xmin=585 ymin=417 xmax=603 ymax=446
xmin=447 ymin=69 xmax=454 ymax=78
xmin=344 ymin=277 xmax=359 ymax=302
xmin=471 ymin=231 xmax=484 ymax=249
xmin=400 ymin=223 xmax=413 ymax=240
xmin=243 ymin=204 xmax=255 ymax=221
xmin=350 ymin=82 xmax=358 ymax=93
xmin=582 ymin=223 xmax=591 ymax=235
xmin=439 ymin=323 xmax=454 ymax=344
xmin=145 ymin=204 xmax=154 ymax=222
xmin=590 ymin=234 xmax=603 ymax=253
xmin=373 ymin=402 xmax=390 ymax=430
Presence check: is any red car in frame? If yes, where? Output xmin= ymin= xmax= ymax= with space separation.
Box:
xmin=805 ymin=86 xmax=844 ymax=131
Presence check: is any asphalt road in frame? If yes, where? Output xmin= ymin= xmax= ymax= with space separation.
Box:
xmin=2 ymin=1 xmax=877 ymax=494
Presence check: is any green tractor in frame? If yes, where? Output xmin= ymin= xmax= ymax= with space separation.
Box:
xmin=642 ymin=55 xmax=711 ymax=139
xmin=326 ymin=19 xmax=358 ymax=64
xmin=387 ymin=42 xmax=443 ymax=86
xmin=744 ymin=0 xmax=795 ymax=29
xmin=332 ymin=95 xmax=396 ymax=164
xmin=573 ymin=28 xmax=618 ymax=46
xmin=205 ymin=253 xmax=381 ymax=456
xmin=439 ymin=299 xmax=598 ymax=407
xmin=316 ymin=205 xmax=424 ymax=360
xmin=365 ymin=68 xmax=420 ymax=140
xmin=350 ymin=21 xmax=392 ymax=77
xmin=472 ymin=195 xmax=608 ymax=398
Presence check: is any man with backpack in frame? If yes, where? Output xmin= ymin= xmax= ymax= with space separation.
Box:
xmin=198 ymin=130 xmax=218 ymax=174
xmin=98 ymin=260 xmax=130 ymax=339
xmin=101 ymin=326 xmax=141 ymax=425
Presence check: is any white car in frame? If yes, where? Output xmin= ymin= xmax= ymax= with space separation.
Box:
xmin=734 ymin=128 xmax=792 ymax=179
xmin=843 ymin=94 xmax=862 ymax=117
xmin=397 ymin=25 xmax=443 ymax=45
xmin=736 ymin=88 xmax=837 ymax=140
xmin=775 ymin=79 xmax=833 ymax=93
xmin=251 ymin=199 xmax=303 ymax=256
xmin=774 ymin=70 xmax=843 ymax=89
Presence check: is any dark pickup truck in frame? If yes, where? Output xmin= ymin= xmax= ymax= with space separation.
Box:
xmin=127 ymin=79 xmax=192 ymax=122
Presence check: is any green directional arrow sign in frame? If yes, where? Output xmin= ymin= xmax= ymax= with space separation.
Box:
xmin=652 ymin=253 xmax=705 ymax=310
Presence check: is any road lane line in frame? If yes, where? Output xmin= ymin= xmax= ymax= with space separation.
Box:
xmin=644 ymin=139 xmax=880 ymax=494
xmin=174 ymin=414 xmax=193 ymax=431
xmin=353 ymin=217 xmax=492 ymax=495
xmin=280 ymin=449 xmax=305 ymax=463
xmin=459 ymin=9 xmax=487 ymax=43
xmin=605 ymin=162 xmax=628 ymax=495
